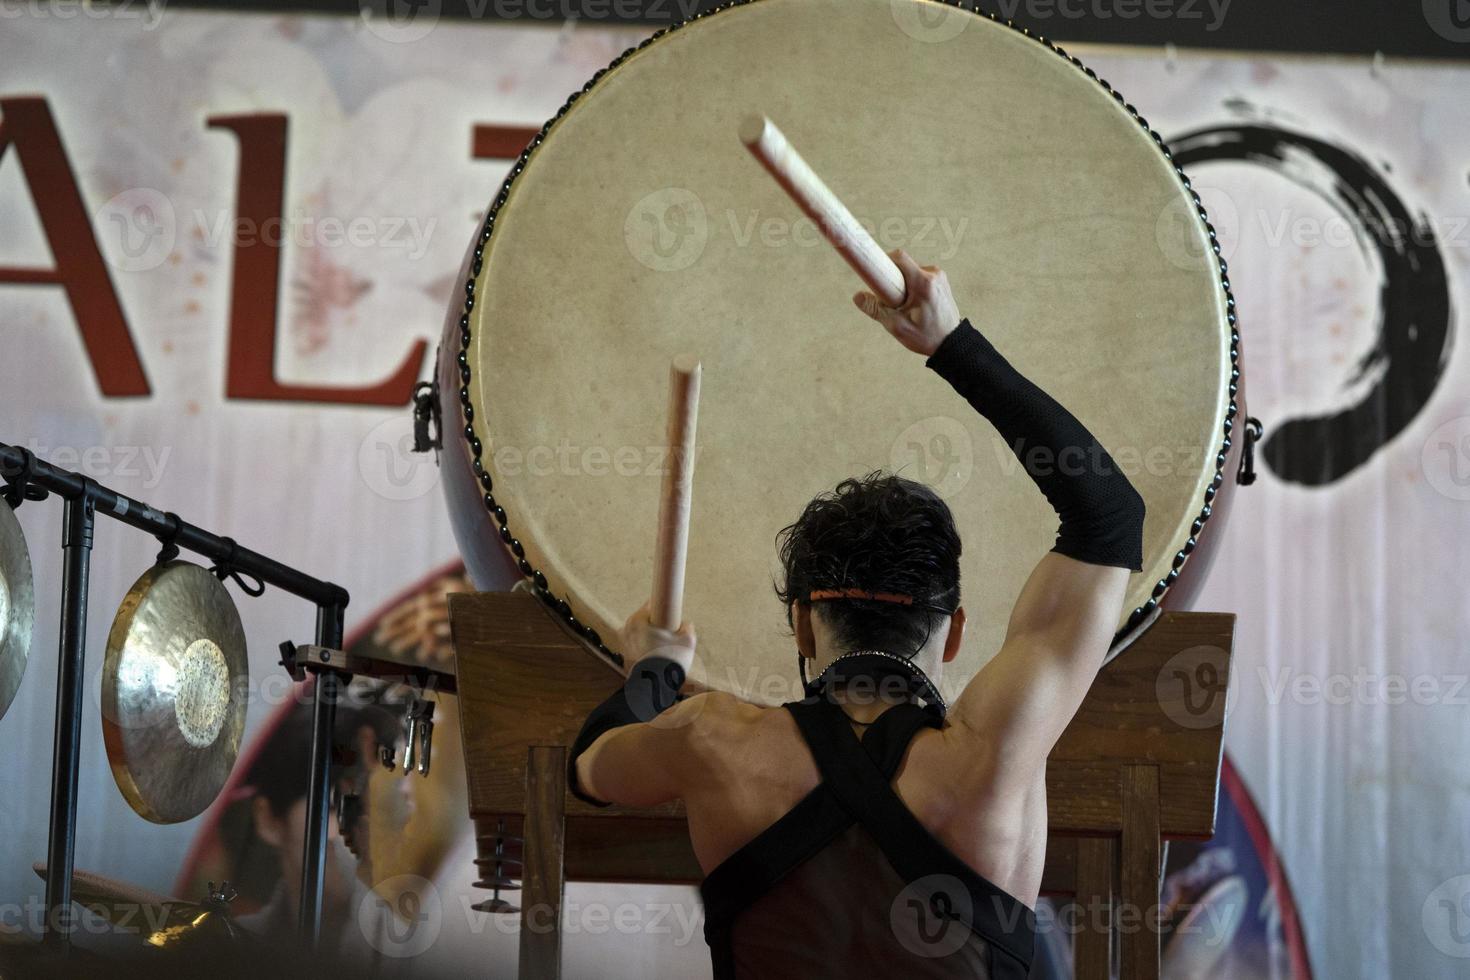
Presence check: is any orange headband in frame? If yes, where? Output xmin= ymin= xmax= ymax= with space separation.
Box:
xmin=808 ymin=589 xmax=917 ymax=606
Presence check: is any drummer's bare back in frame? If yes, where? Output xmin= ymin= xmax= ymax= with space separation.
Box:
xmin=670 ymin=690 xmax=1052 ymax=904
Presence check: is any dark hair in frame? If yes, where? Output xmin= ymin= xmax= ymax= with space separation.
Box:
xmin=774 ymin=471 xmax=962 ymax=658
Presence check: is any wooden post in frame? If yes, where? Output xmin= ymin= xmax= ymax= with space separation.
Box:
xmin=519 ymin=746 xmax=566 ymax=980
xmin=1073 ymin=836 xmax=1114 ymax=980
xmin=1119 ymin=764 xmax=1163 ymax=980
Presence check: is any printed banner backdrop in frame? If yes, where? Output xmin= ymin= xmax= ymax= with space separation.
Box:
xmin=2 ymin=7 xmax=1469 ymax=978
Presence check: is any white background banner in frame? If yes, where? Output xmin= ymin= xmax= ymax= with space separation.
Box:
xmin=2 ymin=5 xmax=1468 ymax=978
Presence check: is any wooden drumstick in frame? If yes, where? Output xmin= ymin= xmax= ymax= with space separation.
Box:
xmin=739 ymin=114 xmax=907 ymax=308
xmin=651 ymin=354 xmax=702 ymax=631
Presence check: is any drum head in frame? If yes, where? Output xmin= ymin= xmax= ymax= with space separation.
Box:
xmin=449 ymin=0 xmax=1234 ymax=703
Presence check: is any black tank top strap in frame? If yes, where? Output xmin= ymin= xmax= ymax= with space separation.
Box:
xmin=857 ymin=701 xmax=943 ymax=776
xmin=785 ymin=698 xmax=1038 ymax=971
xmin=699 ymin=783 xmax=852 ymax=932
xmin=700 ymin=703 xmax=927 ymax=938
xmin=785 ymin=698 xmax=927 ymax=804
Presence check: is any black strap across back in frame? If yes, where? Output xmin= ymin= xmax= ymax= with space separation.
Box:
xmin=699 ymin=697 xmax=1036 ymax=979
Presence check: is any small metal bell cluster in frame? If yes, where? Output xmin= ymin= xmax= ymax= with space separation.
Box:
xmin=379 ymin=694 xmax=435 ymax=777
xmin=471 ymin=816 xmax=523 ymax=915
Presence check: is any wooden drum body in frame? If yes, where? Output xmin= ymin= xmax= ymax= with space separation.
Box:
xmin=439 ymin=0 xmax=1243 ymax=703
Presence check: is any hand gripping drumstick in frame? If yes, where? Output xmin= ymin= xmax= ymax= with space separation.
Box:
xmin=651 ymin=355 xmax=702 ymax=631
xmin=739 ymin=115 xmax=907 ymax=308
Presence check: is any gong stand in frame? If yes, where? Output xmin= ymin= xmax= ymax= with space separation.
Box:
xmin=276 ymin=640 xmax=459 ymax=778
xmin=450 ymin=590 xmax=1235 ymax=980
xmin=0 ymin=442 xmax=349 ymax=951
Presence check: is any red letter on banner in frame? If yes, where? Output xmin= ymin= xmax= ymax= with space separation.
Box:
xmin=209 ymin=114 xmax=426 ymax=405
xmin=0 ymin=97 xmax=150 ymax=397
xmin=471 ymin=125 xmax=540 ymax=161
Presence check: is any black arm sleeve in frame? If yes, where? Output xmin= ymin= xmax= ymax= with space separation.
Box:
xmin=926 ymin=319 xmax=1146 ymax=571
xmin=566 ymin=656 xmax=687 ymax=807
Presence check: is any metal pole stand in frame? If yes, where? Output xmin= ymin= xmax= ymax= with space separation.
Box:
xmin=278 ymin=638 xmax=457 ymax=945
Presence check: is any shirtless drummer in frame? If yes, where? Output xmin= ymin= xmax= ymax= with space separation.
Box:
xmin=568 ymin=250 xmax=1145 ymax=979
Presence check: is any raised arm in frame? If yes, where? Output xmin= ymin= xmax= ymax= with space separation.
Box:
xmin=929 ymin=315 xmax=1141 ymax=769
xmin=855 ymin=251 xmax=1144 ymax=775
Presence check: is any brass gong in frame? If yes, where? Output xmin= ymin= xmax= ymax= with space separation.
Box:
xmin=102 ymin=561 xmax=248 ymax=824
xmin=0 ymin=502 xmax=34 ymax=723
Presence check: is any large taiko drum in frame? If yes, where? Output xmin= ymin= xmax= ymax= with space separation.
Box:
xmin=438 ymin=0 xmax=1244 ymax=703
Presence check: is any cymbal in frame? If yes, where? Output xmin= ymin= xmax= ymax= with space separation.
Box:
xmin=0 ymin=502 xmax=34 ymax=723
xmin=31 ymin=863 xmax=242 ymax=949
xmin=102 ymin=561 xmax=248 ymax=824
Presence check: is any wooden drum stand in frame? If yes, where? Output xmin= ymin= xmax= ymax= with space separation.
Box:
xmin=449 ymin=591 xmax=1234 ymax=980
